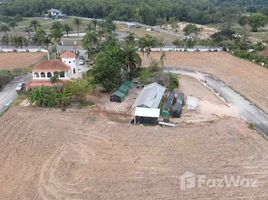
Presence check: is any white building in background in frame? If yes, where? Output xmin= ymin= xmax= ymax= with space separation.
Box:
xmin=47 ymin=8 xmax=63 ymax=18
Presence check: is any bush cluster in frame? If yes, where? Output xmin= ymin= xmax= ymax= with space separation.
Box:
xmin=0 ymin=70 xmax=13 ymax=90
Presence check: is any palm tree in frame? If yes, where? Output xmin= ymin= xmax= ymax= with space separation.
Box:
xmin=51 ymin=22 xmax=63 ymax=49
xmin=43 ymin=35 xmax=52 ymax=50
xmin=82 ymin=31 xmax=100 ymax=61
xmin=125 ymin=32 xmax=136 ymax=46
xmin=25 ymin=27 xmax=32 ymax=39
xmin=30 ymin=19 xmax=41 ymax=32
xmin=51 ymin=21 xmax=63 ymax=31
xmin=51 ymin=28 xmax=63 ymax=45
xmin=73 ymin=18 xmax=82 ymax=36
xmin=122 ymin=45 xmax=142 ymax=79
xmin=63 ymin=24 xmax=73 ymax=37
xmin=33 ymin=29 xmax=47 ymax=47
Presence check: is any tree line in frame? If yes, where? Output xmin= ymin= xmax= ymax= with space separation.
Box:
xmin=0 ymin=0 xmax=267 ymax=25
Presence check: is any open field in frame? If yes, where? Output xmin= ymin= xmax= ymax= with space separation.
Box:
xmin=0 ymin=53 xmax=46 ymax=70
xmin=116 ymin=24 xmax=179 ymax=44
xmin=141 ymin=52 xmax=268 ymax=114
xmin=16 ymin=17 xmax=91 ymax=33
xmin=0 ymin=106 xmax=268 ymax=199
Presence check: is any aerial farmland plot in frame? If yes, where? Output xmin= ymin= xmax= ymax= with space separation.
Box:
xmin=0 ymin=107 xmax=268 ymax=199
xmin=0 ymin=53 xmax=46 ymax=70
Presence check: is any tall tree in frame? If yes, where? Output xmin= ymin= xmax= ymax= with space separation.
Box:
xmin=82 ymin=31 xmax=100 ymax=61
xmin=51 ymin=22 xmax=63 ymax=45
xmin=122 ymin=44 xmax=141 ymax=79
xmin=138 ymin=35 xmax=158 ymax=57
xmin=25 ymin=27 xmax=32 ymax=39
xmin=63 ymin=24 xmax=73 ymax=37
xmin=30 ymin=19 xmax=41 ymax=32
xmin=248 ymin=13 xmax=268 ymax=32
xmin=73 ymin=18 xmax=82 ymax=36
xmin=91 ymin=43 xmax=123 ymax=91
xmin=33 ymin=29 xmax=47 ymax=47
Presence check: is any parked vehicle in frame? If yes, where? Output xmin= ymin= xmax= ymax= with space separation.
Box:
xmin=16 ymin=82 xmax=26 ymax=92
xmin=79 ymin=56 xmax=85 ymax=65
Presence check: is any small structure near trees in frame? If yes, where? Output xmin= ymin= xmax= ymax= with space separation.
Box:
xmin=110 ymin=81 xmax=134 ymax=103
xmin=172 ymin=92 xmax=185 ymax=118
xmin=134 ymin=107 xmax=160 ymax=125
xmin=133 ymin=82 xmax=166 ymax=125
xmin=161 ymin=91 xmax=176 ymax=121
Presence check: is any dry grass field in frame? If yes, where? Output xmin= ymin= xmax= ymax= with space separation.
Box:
xmin=0 ymin=107 xmax=267 ymax=199
xmin=0 ymin=53 xmax=46 ymax=70
xmin=142 ymin=52 xmax=268 ymax=113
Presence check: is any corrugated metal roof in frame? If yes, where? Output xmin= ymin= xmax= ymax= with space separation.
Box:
xmin=133 ymin=82 xmax=166 ymax=108
xmin=134 ymin=107 xmax=160 ymax=118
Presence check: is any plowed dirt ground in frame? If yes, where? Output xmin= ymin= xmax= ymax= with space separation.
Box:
xmin=0 ymin=107 xmax=267 ymax=199
xmin=0 ymin=53 xmax=45 ymax=70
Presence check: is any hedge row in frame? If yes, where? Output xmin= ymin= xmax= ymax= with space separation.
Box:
xmin=232 ymin=50 xmax=268 ymax=68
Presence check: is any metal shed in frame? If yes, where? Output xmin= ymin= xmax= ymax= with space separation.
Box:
xmin=133 ymin=82 xmax=166 ymax=108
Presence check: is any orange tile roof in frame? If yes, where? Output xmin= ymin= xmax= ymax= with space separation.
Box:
xmin=33 ymin=60 xmax=70 ymax=72
xmin=61 ymin=51 xmax=76 ymax=59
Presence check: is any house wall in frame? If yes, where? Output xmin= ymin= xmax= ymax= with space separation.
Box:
xmin=32 ymin=71 xmax=70 ymax=80
xmin=62 ymin=57 xmax=77 ymax=76
xmin=135 ymin=116 xmax=159 ymax=125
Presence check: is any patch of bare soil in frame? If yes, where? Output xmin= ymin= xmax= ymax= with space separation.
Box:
xmin=0 ymin=107 xmax=268 ymax=199
xmin=176 ymin=75 xmax=239 ymax=124
xmin=91 ymin=88 xmax=140 ymax=114
xmin=0 ymin=53 xmax=45 ymax=70
xmin=142 ymin=52 xmax=268 ymax=114
xmin=177 ymin=22 xmax=218 ymax=39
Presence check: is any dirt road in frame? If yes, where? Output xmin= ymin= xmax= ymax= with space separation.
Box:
xmin=0 ymin=107 xmax=268 ymax=199
xmin=167 ymin=69 xmax=268 ymax=136
xmin=141 ymin=52 xmax=268 ymax=113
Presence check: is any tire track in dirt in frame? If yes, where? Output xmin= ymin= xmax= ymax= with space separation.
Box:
xmin=38 ymin=123 xmax=113 ymax=200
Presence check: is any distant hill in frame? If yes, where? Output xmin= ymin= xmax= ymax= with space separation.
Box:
xmin=0 ymin=0 xmax=267 ymax=25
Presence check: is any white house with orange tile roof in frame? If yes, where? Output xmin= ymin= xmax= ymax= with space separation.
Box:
xmin=28 ymin=51 xmax=80 ymax=88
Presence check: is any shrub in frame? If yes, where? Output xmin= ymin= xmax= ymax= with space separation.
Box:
xmin=0 ymin=70 xmax=13 ymax=90
xmin=27 ymin=86 xmax=71 ymax=108
xmin=168 ymin=73 xmax=179 ymax=91
xmin=140 ymin=69 xmax=153 ymax=84
xmin=64 ymin=79 xmax=93 ymax=103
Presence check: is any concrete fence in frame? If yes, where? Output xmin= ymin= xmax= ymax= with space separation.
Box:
xmin=0 ymin=47 xmax=48 ymax=53
xmin=148 ymin=47 xmax=223 ymax=52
